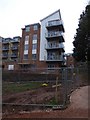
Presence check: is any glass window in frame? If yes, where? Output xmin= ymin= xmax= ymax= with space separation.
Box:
xmin=24 ymin=50 xmax=28 ymax=54
xmin=8 ymin=65 xmax=14 ymax=70
xmin=33 ymin=25 xmax=38 ymax=31
xmin=32 ymin=54 xmax=36 ymax=60
xmin=24 ymin=44 xmax=28 ymax=50
xmin=32 ymin=44 xmax=37 ymax=50
xmin=24 ymin=54 xmax=28 ymax=59
xmin=33 ymin=34 xmax=37 ymax=40
xmin=25 ymin=26 xmax=30 ymax=32
xmin=32 ymin=39 xmax=37 ymax=44
xmin=25 ymin=35 xmax=29 ymax=41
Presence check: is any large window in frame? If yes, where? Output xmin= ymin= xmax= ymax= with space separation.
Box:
xmin=24 ymin=44 xmax=29 ymax=50
xmin=8 ymin=65 xmax=14 ymax=70
xmin=25 ymin=26 xmax=30 ymax=32
xmin=32 ymin=44 xmax=37 ymax=50
xmin=23 ymin=35 xmax=29 ymax=60
xmin=33 ymin=25 xmax=38 ymax=31
xmin=23 ymin=54 xmax=28 ymax=59
xmin=33 ymin=34 xmax=37 ymax=40
xmin=32 ymin=54 xmax=36 ymax=60
xmin=25 ymin=36 xmax=29 ymax=44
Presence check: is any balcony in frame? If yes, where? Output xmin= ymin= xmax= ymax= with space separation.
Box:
xmin=2 ymin=41 xmax=9 ymax=44
xmin=11 ymin=46 xmax=18 ymax=50
xmin=2 ymin=47 xmax=9 ymax=51
xmin=46 ymin=43 xmax=64 ymax=50
xmin=2 ymin=54 xmax=8 ymax=58
xmin=45 ymin=31 xmax=63 ymax=39
xmin=11 ymin=39 xmax=19 ymax=43
xmin=46 ymin=55 xmax=64 ymax=62
xmin=11 ymin=54 xmax=18 ymax=58
xmin=46 ymin=20 xmax=63 ymax=28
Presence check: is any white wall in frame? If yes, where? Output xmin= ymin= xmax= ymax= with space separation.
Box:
xmin=40 ymin=11 xmax=61 ymax=61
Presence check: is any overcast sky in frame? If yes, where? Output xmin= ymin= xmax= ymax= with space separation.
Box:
xmin=0 ymin=0 xmax=89 ymax=53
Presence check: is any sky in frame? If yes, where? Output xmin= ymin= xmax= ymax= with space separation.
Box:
xmin=0 ymin=0 xmax=89 ymax=53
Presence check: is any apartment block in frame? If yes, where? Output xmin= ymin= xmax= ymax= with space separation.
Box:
xmin=2 ymin=36 xmax=21 ymax=70
xmin=40 ymin=9 xmax=65 ymax=68
xmin=2 ymin=9 xmax=65 ymax=70
xmin=18 ymin=23 xmax=45 ymax=69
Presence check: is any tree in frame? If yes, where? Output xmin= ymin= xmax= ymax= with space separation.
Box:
xmin=73 ymin=3 xmax=90 ymax=62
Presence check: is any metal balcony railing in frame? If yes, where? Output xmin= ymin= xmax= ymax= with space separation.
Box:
xmin=2 ymin=54 xmax=8 ymax=58
xmin=11 ymin=54 xmax=18 ymax=58
xmin=11 ymin=40 xmax=19 ymax=43
xmin=46 ymin=55 xmax=64 ymax=61
xmin=11 ymin=46 xmax=18 ymax=50
xmin=46 ymin=43 xmax=64 ymax=49
xmin=2 ymin=47 xmax=9 ymax=50
xmin=46 ymin=20 xmax=63 ymax=27
xmin=45 ymin=31 xmax=63 ymax=38
xmin=2 ymin=41 xmax=9 ymax=44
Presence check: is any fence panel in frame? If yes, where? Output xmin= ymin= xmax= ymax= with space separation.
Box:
xmin=2 ymin=66 xmax=88 ymax=113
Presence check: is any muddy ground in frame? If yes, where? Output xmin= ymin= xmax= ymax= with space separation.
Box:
xmin=2 ymin=86 xmax=89 ymax=118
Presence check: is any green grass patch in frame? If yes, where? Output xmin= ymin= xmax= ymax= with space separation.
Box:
xmin=47 ymin=97 xmax=59 ymax=105
xmin=3 ymin=82 xmax=42 ymax=95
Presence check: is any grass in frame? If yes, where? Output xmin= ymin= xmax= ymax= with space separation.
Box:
xmin=47 ymin=97 xmax=59 ymax=105
xmin=2 ymin=81 xmax=42 ymax=95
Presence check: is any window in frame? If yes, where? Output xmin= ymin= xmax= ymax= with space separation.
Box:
xmin=8 ymin=65 xmax=14 ymax=70
xmin=33 ymin=25 xmax=38 ymax=31
xmin=24 ymin=44 xmax=28 ymax=50
xmin=25 ymin=26 xmax=30 ymax=32
xmin=23 ymin=54 xmax=28 ymax=59
xmin=48 ymin=64 xmax=55 ymax=68
xmin=24 ymin=50 xmax=28 ymax=55
xmin=32 ymin=54 xmax=36 ymax=60
xmin=33 ymin=34 xmax=37 ymax=40
xmin=32 ymin=44 xmax=37 ymax=50
xmin=32 ymin=39 xmax=37 ymax=44
xmin=25 ymin=35 xmax=29 ymax=44
xmin=23 ymin=35 xmax=29 ymax=58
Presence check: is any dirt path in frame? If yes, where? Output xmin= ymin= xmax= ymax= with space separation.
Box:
xmin=3 ymin=86 xmax=89 ymax=118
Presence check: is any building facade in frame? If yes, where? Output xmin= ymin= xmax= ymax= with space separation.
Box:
xmin=66 ymin=53 xmax=75 ymax=67
xmin=2 ymin=36 xmax=21 ymax=70
xmin=40 ymin=9 xmax=65 ymax=68
xmin=18 ymin=23 xmax=45 ymax=69
xmin=2 ymin=9 xmax=65 ymax=70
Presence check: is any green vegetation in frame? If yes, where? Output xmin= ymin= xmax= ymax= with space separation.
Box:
xmin=47 ymin=97 xmax=59 ymax=105
xmin=3 ymin=82 xmax=42 ymax=95
xmin=73 ymin=3 xmax=90 ymax=62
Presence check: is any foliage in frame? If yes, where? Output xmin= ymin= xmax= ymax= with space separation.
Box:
xmin=73 ymin=4 xmax=90 ymax=62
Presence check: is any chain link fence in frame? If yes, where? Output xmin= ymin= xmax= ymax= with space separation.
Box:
xmin=2 ymin=66 xmax=88 ymax=113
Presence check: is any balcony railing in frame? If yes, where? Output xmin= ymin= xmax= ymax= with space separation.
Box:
xmin=46 ymin=20 xmax=63 ymax=27
xmin=46 ymin=55 xmax=64 ymax=61
xmin=11 ymin=46 xmax=18 ymax=50
xmin=46 ymin=43 xmax=64 ymax=49
xmin=11 ymin=40 xmax=19 ymax=43
xmin=11 ymin=54 xmax=18 ymax=58
xmin=2 ymin=41 xmax=9 ymax=44
xmin=2 ymin=54 xmax=8 ymax=58
xmin=45 ymin=31 xmax=63 ymax=38
xmin=2 ymin=47 xmax=9 ymax=51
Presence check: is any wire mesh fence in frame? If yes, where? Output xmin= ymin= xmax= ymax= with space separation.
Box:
xmin=2 ymin=66 xmax=88 ymax=113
